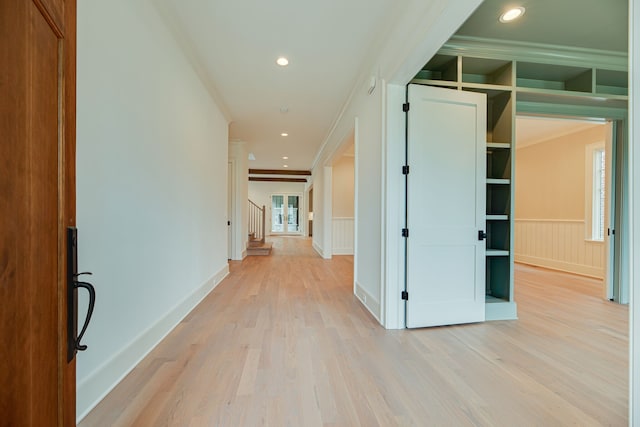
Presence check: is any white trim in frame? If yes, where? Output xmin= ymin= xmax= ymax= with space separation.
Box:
xmin=322 ymin=167 xmax=333 ymax=259
xmin=76 ymin=264 xmax=230 ymax=423
xmin=630 ymin=1 xmax=638 ymax=424
xmin=312 ymin=240 xmax=325 ymax=258
xmin=383 ymin=83 xmax=406 ymax=330
xmin=267 ymin=192 xmax=305 ymax=236
xmin=441 ymin=35 xmax=628 ymax=71
xmin=353 ymin=117 xmax=360 ymax=299
xmin=585 ymin=141 xmax=607 ymax=241
xmin=228 ymin=160 xmax=235 ymax=259
xmin=378 ymin=79 xmax=387 ymax=325
xmin=515 ymin=255 xmax=604 ymax=279
xmin=355 ymin=281 xmax=381 ymax=324
xmin=331 ymin=217 xmax=354 ymax=255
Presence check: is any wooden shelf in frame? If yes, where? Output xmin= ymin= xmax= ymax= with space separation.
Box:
xmin=516 ymin=62 xmax=592 ymax=93
xmin=462 ymin=57 xmax=513 ymax=86
xmin=416 ymin=54 xmax=458 ymax=82
xmin=412 ymin=44 xmax=627 ymax=322
xmin=485 ymin=295 xmax=509 ymax=303
xmin=596 ymin=69 xmax=628 ymax=96
xmin=486 ymin=249 xmax=509 ymax=256
xmin=486 ymin=178 xmax=510 ymax=185
xmin=462 ymin=83 xmax=513 ymax=97
xmin=486 ymin=214 xmax=508 ymax=220
xmin=487 ymin=142 xmax=510 ymax=149
xmin=410 ymin=78 xmax=457 ymax=88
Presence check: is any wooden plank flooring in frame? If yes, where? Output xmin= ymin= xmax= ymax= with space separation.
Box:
xmin=80 ymin=237 xmax=628 ymax=426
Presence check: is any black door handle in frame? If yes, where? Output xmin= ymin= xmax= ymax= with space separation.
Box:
xmin=478 ymin=230 xmax=487 ymax=241
xmin=67 ymin=227 xmax=97 ymax=361
xmin=74 ymin=279 xmax=96 ymax=352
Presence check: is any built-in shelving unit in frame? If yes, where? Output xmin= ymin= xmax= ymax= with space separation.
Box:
xmin=411 ymin=42 xmax=628 ymax=322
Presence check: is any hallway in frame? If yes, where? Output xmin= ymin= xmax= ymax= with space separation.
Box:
xmin=80 ymin=237 xmax=628 ymax=426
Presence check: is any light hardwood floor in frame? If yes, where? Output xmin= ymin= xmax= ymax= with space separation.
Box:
xmin=80 ymin=237 xmax=628 ymax=426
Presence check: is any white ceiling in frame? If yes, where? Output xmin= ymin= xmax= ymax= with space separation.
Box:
xmin=155 ymin=0 xmax=628 ymax=171
xmin=158 ymin=0 xmax=399 ymax=170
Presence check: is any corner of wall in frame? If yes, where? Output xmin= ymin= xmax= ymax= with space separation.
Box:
xmin=354 ymin=281 xmax=382 ymax=324
xmin=76 ymin=264 xmax=229 ymax=423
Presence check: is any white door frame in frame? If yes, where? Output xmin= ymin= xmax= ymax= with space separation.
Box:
xmin=269 ymin=193 xmax=304 ymax=235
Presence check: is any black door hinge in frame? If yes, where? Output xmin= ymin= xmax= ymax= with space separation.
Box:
xmin=402 ymin=228 xmax=409 ymax=238
xmin=402 ymin=165 xmax=410 ymax=175
xmin=401 ymin=291 xmax=409 ymax=300
xmin=402 ymin=103 xmax=410 ymax=112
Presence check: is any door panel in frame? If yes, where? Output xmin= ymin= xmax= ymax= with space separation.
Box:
xmin=287 ymin=195 xmax=300 ymax=232
xmin=0 ymin=0 xmax=76 ymax=425
xmin=271 ymin=194 xmax=302 ymax=234
xmin=406 ymin=84 xmax=486 ymax=328
xmin=271 ymin=195 xmax=284 ymax=232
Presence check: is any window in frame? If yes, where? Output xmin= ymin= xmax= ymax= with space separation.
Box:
xmin=592 ymin=148 xmax=605 ymax=241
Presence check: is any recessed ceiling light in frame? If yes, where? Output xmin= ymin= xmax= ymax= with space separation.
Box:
xmin=281 ymin=133 xmax=288 ymax=137
xmin=282 ymin=156 xmax=289 ymax=160
xmin=499 ymin=7 xmax=525 ymax=23
xmin=283 ymin=164 xmax=289 ymax=168
xmin=276 ymin=57 xmax=289 ymax=66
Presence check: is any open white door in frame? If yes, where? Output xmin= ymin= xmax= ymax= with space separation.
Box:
xmin=406 ymin=84 xmax=486 ymax=328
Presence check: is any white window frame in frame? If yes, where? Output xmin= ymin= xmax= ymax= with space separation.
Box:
xmin=584 ymin=142 xmax=606 ymax=242
xmin=591 ymin=148 xmax=606 ymax=241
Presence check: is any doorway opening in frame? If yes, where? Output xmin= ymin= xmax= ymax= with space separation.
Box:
xmin=514 ymin=115 xmax=625 ymax=302
xmin=271 ymin=193 xmax=303 ymax=235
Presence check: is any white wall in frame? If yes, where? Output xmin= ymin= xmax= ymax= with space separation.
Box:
xmin=311 ymin=166 xmax=326 ymax=256
xmin=248 ymin=180 xmax=307 ymax=235
xmin=631 ymin=0 xmax=639 ymax=424
xmin=76 ymin=0 xmax=229 ymax=420
xmin=310 ymin=0 xmax=481 ymax=325
xmin=229 ymin=142 xmax=249 ymax=260
xmin=332 ymin=155 xmax=355 ymax=217
xmin=332 ymin=155 xmax=355 ymax=255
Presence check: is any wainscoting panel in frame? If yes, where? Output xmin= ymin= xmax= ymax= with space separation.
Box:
xmin=332 ymin=217 xmax=354 ymax=255
xmin=514 ymin=219 xmax=605 ymax=278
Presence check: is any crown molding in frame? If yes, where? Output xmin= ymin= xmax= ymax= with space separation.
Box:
xmin=440 ymin=36 xmax=628 ymax=71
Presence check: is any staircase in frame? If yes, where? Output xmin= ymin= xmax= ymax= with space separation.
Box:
xmin=247 ymin=232 xmax=273 ymax=256
xmin=247 ymin=199 xmax=272 ymax=256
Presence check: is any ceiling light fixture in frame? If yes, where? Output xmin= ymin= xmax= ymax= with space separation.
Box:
xmin=276 ymin=57 xmax=289 ymax=66
xmin=283 ymin=164 xmax=289 ymax=168
xmin=282 ymin=156 xmax=289 ymax=160
xmin=281 ymin=133 xmax=288 ymax=137
xmin=499 ymin=7 xmax=525 ymax=23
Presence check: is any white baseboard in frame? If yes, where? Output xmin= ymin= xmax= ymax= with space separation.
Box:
xmin=76 ymin=263 xmax=230 ymax=423
xmin=332 ymin=247 xmax=354 ymax=255
xmin=515 ymin=254 xmax=604 ymax=279
xmin=312 ymin=241 xmax=325 ymax=258
xmin=354 ymin=281 xmax=381 ymax=324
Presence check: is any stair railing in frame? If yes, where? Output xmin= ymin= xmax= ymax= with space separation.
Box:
xmin=248 ymin=199 xmax=266 ymax=244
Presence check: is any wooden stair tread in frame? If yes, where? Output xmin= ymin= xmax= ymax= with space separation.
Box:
xmin=247 ymin=241 xmax=273 ymax=256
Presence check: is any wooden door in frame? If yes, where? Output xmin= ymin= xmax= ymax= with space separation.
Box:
xmin=405 ymin=84 xmax=486 ymax=328
xmin=0 ymin=0 xmax=77 ymax=425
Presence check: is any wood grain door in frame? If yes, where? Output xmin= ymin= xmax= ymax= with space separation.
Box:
xmin=0 ymin=0 xmax=77 ymax=425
